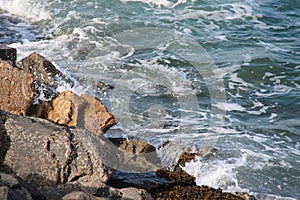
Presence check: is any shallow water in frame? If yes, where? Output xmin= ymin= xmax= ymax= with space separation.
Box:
xmin=0 ymin=0 xmax=299 ymax=199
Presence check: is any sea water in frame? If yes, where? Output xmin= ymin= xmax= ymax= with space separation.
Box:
xmin=0 ymin=0 xmax=299 ymax=199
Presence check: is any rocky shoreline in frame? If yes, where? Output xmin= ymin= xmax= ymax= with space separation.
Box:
xmin=0 ymin=45 xmax=255 ymax=200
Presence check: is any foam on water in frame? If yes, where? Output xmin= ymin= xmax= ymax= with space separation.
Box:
xmin=0 ymin=0 xmax=50 ymax=21
xmin=4 ymin=0 xmax=300 ymax=199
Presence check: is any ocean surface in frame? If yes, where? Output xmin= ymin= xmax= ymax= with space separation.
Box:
xmin=0 ymin=0 xmax=299 ymax=199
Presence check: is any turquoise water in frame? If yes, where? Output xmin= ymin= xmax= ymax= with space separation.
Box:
xmin=0 ymin=0 xmax=299 ymax=199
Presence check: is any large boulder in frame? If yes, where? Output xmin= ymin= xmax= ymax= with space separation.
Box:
xmin=45 ymin=91 xmax=116 ymax=135
xmin=0 ymin=110 xmax=112 ymax=189
xmin=0 ymin=60 xmax=34 ymax=116
xmin=0 ymin=173 xmax=46 ymax=200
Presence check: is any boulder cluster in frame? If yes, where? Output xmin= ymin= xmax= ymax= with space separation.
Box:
xmin=0 ymin=45 xmax=255 ymax=200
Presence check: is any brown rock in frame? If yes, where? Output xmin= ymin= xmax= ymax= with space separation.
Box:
xmin=45 ymin=91 xmax=116 ymax=133
xmin=0 ymin=45 xmax=16 ymax=66
xmin=0 ymin=60 xmax=34 ymax=116
xmin=47 ymin=91 xmax=86 ymax=127
xmin=0 ymin=110 xmax=112 ymax=188
xmin=152 ymin=185 xmax=254 ymax=200
xmin=81 ymin=94 xmax=116 ymax=135
xmin=17 ymin=52 xmax=72 ymax=87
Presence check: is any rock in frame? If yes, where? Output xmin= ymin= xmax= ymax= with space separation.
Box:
xmin=118 ymin=187 xmax=153 ymax=200
xmin=0 ymin=45 xmax=17 ymax=66
xmin=62 ymin=191 xmax=106 ymax=200
xmin=47 ymin=91 xmax=86 ymax=127
xmin=0 ymin=59 xmax=34 ymax=116
xmin=17 ymin=52 xmax=70 ymax=106
xmin=108 ymin=138 xmax=156 ymax=155
xmin=45 ymin=91 xmax=117 ymax=133
xmin=17 ymin=52 xmax=73 ymax=88
xmin=107 ymin=170 xmax=173 ymax=191
xmin=0 ymin=172 xmax=46 ymax=200
xmin=0 ymin=110 xmax=112 ymax=188
xmin=151 ymin=185 xmax=253 ymax=200
xmin=156 ymin=168 xmax=195 ymax=184
xmin=96 ymin=186 xmax=153 ymax=200
xmin=81 ymin=94 xmax=116 ymax=135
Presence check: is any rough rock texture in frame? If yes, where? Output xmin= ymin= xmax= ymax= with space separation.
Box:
xmin=0 ymin=45 xmax=16 ymax=66
xmin=109 ymin=138 xmax=156 ymax=154
xmin=17 ymin=52 xmax=72 ymax=87
xmin=45 ymin=91 xmax=117 ymax=133
xmin=81 ymin=94 xmax=116 ymax=135
xmin=47 ymin=91 xmax=86 ymax=127
xmin=0 ymin=173 xmax=46 ymax=200
xmin=62 ymin=191 xmax=107 ymax=200
xmin=118 ymin=187 xmax=153 ymax=200
xmin=152 ymin=185 xmax=255 ymax=200
xmin=0 ymin=60 xmax=34 ymax=116
xmin=0 ymin=110 xmax=112 ymax=189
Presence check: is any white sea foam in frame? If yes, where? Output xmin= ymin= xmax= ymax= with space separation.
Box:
xmin=0 ymin=0 xmax=50 ymax=21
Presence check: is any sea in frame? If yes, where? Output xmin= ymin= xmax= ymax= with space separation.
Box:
xmin=0 ymin=0 xmax=299 ymax=199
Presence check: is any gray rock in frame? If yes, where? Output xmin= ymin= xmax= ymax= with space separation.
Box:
xmin=0 ymin=172 xmax=46 ymax=200
xmin=118 ymin=187 xmax=153 ymax=200
xmin=62 ymin=191 xmax=107 ymax=200
xmin=0 ymin=110 xmax=112 ymax=189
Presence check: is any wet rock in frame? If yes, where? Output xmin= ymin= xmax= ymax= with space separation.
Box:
xmin=45 ymin=91 xmax=116 ymax=134
xmin=17 ymin=52 xmax=73 ymax=88
xmin=0 ymin=59 xmax=34 ymax=116
xmin=108 ymin=170 xmax=173 ymax=191
xmin=156 ymin=168 xmax=195 ymax=185
xmin=0 ymin=45 xmax=16 ymax=66
xmin=108 ymin=138 xmax=156 ymax=155
xmin=151 ymin=185 xmax=253 ymax=200
xmin=0 ymin=172 xmax=46 ymax=200
xmin=0 ymin=110 xmax=112 ymax=188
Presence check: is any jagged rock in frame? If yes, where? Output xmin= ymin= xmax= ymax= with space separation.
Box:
xmin=0 ymin=59 xmax=34 ymax=116
xmin=108 ymin=138 xmax=156 ymax=155
xmin=17 ymin=52 xmax=71 ymax=106
xmin=0 ymin=45 xmax=16 ymax=66
xmin=81 ymin=94 xmax=116 ymax=135
xmin=47 ymin=91 xmax=86 ymax=127
xmin=151 ymin=185 xmax=254 ymax=200
xmin=45 ymin=91 xmax=116 ymax=134
xmin=17 ymin=52 xmax=73 ymax=88
xmin=0 ymin=110 xmax=112 ymax=189
xmin=0 ymin=173 xmax=46 ymax=200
